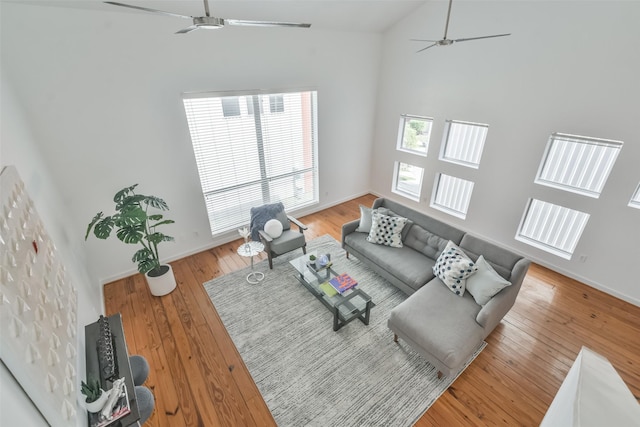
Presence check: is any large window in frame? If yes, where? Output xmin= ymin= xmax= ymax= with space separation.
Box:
xmin=630 ymin=183 xmax=640 ymax=209
xmin=440 ymin=120 xmax=488 ymax=168
xmin=516 ymin=199 xmax=590 ymax=259
xmin=183 ymin=90 xmax=318 ymax=236
xmin=392 ymin=162 xmax=424 ymax=202
xmin=430 ymin=173 xmax=474 ymax=219
xmin=397 ymin=115 xmax=432 ymax=156
xmin=535 ymin=133 xmax=622 ymax=198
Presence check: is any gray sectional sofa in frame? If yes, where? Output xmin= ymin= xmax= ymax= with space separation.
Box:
xmin=341 ymin=197 xmax=530 ymax=377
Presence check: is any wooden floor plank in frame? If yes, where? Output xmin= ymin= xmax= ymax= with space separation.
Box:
xmin=103 ymin=194 xmax=640 ymax=426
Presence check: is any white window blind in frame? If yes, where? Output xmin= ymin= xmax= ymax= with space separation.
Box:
xmin=183 ymin=90 xmax=318 ymax=236
xmin=536 ymin=133 xmax=622 ymax=198
xmin=630 ymin=183 xmax=640 ymax=209
xmin=440 ymin=120 xmax=488 ymax=168
xmin=397 ymin=115 xmax=433 ymax=156
xmin=392 ymin=162 xmax=424 ymax=201
xmin=516 ymin=199 xmax=590 ymax=259
xmin=431 ymin=173 xmax=474 ymax=219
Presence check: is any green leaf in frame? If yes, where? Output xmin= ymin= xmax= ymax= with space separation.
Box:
xmin=93 ymin=216 xmax=115 ymax=239
xmin=150 ymin=219 xmax=175 ymax=228
xmin=138 ymin=258 xmax=160 ymax=274
xmin=146 ymin=232 xmax=174 ymax=244
xmin=113 ymin=184 xmax=138 ymax=204
xmin=116 ymin=194 xmax=146 ymax=210
xmin=132 ymin=248 xmax=153 ymax=263
xmin=143 ymin=195 xmax=169 ymax=210
xmin=147 ymin=214 xmax=163 ymax=221
xmin=85 ymin=212 xmax=104 ymax=240
xmin=114 ymin=205 xmax=147 ymax=227
xmin=116 ymin=225 xmax=144 ymax=244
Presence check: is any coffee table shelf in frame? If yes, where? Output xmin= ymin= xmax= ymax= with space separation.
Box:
xmin=290 ymin=251 xmax=374 ymax=331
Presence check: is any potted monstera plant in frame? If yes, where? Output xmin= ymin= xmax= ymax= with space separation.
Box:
xmin=85 ymin=184 xmax=177 ymax=296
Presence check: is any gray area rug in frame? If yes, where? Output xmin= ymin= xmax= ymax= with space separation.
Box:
xmin=204 ymin=235 xmax=485 ymax=426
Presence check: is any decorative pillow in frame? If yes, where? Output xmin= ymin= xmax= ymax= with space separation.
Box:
xmin=249 ymin=202 xmax=287 ymax=241
xmin=432 ymin=241 xmax=478 ymax=296
xmin=263 ymin=218 xmax=283 ymax=239
xmin=466 ymin=255 xmax=512 ymax=305
xmin=355 ymin=205 xmax=373 ymax=233
xmin=366 ymin=211 xmax=408 ymax=248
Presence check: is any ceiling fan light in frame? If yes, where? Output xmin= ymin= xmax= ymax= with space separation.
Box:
xmin=193 ymin=16 xmax=224 ymax=29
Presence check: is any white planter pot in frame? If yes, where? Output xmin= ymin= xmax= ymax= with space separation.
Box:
xmin=84 ymin=389 xmax=109 ymax=413
xmin=145 ymin=264 xmax=177 ymax=296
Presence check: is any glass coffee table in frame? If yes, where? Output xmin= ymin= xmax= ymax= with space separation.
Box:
xmin=290 ymin=251 xmax=375 ymax=331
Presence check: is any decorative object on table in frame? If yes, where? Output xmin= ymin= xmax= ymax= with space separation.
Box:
xmin=88 ymin=377 xmax=131 ymax=427
xmin=81 ymin=378 xmax=108 ymax=413
xmin=97 ymin=315 xmax=117 ymax=382
xmin=237 ymin=240 xmax=265 ymax=284
xmin=0 ymin=166 xmax=80 ymax=426
xmin=308 ymin=254 xmax=316 ymax=268
xmin=85 ymin=184 xmax=177 ymax=296
xmin=249 ymin=202 xmax=308 ymax=269
xmin=318 ymin=253 xmax=330 ymax=267
xmin=204 ymin=235 xmax=486 ymax=426
xmin=237 ymin=226 xmax=250 ymax=243
xmin=329 ymin=273 xmax=358 ymax=294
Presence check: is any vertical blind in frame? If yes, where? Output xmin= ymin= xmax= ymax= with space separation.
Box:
xmin=183 ymin=90 xmax=318 ymax=236
xmin=517 ymin=199 xmax=590 ymax=259
xmin=431 ymin=173 xmax=474 ymax=219
xmin=536 ymin=133 xmax=622 ymax=198
xmin=441 ymin=120 xmax=489 ymax=168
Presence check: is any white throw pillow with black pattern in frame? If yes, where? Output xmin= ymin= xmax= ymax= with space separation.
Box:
xmin=433 ymin=240 xmax=478 ymax=296
xmin=366 ymin=211 xmax=407 ymax=248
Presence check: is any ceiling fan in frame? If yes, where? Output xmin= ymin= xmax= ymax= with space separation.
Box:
xmin=412 ymin=0 xmax=509 ymax=53
xmin=104 ymin=0 xmax=311 ymax=34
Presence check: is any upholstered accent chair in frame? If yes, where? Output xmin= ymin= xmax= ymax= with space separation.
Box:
xmin=250 ymin=202 xmax=308 ymax=269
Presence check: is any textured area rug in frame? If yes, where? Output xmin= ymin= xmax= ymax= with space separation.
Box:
xmin=204 ymin=235 xmax=485 ymax=426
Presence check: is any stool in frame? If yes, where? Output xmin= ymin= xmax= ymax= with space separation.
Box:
xmin=129 ymin=355 xmax=150 ymax=386
xmin=134 ymin=386 xmax=155 ymax=424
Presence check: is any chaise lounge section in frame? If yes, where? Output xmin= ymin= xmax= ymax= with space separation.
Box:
xmin=342 ymin=197 xmax=530 ymax=377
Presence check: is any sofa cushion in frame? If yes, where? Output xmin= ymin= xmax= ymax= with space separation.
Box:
xmin=403 ymin=224 xmax=449 ymax=260
xmin=366 ymin=211 xmax=407 ymax=248
xmin=433 ymin=241 xmax=478 ymax=296
xmin=249 ymin=202 xmax=290 ymax=241
xmin=466 ymin=255 xmax=512 ymax=306
xmin=388 ymin=278 xmax=485 ymax=371
xmin=355 ymin=205 xmax=374 ymax=233
xmin=345 ymin=232 xmax=434 ymax=292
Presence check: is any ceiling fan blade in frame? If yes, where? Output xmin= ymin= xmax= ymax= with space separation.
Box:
xmin=416 ymin=43 xmax=438 ymax=53
xmin=104 ymin=1 xmax=192 ymax=20
xmin=225 ymin=19 xmax=311 ymax=28
xmin=453 ymin=33 xmax=511 ymax=43
xmin=176 ymin=25 xmax=199 ymax=34
xmin=410 ymin=39 xmax=440 ymax=42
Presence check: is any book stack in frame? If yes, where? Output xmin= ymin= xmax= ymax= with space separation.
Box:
xmin=329 ymin=273 xmax=358 ymax=294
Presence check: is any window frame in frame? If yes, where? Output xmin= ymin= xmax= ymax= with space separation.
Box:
xmin=515 ymin=198 xmax=590 ymax=260
xmin=439 ymin=119 xmax=489 ymax=169
xmin=391 ymin=161 xmax=424 ymax=202
xmin=535 ymin=132 xmax=623 ymax=198
xmin=430 ymin=173 xmax=475 ymax=220
xmin=183 ymin=89 xmax=319 ymax=237
xmin=629 ymin=183 xmax=640 ymax=209
xmin=396 ymin=114 xmax=433 ymax=157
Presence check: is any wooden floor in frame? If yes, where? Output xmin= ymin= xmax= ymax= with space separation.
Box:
xmin=104 ymin=194 xmax=640 ymax=426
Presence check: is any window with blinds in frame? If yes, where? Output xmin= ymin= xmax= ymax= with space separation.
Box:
xmin=392 ymin=162 xmax=424 ymax=202
xmin=183 ymin=90 xmax=318 ymax=236
xmin=535 ymin=133 xmax=622 ymax=198
xmin=440 ymin=120 xmax=488 ymax=168
xmin=397 ymin=115 xmax=433 ymax=156
xmin=430 ymin=173 xmax=474 ymax=219
xmin=516 ymin=199 xmax=590 ymax=259
xmin=630 ymin=183 xmax=640 ymax=209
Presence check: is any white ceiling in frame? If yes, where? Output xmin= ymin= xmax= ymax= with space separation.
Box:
xmin=6 ymin=0 xmax=428 ymax=33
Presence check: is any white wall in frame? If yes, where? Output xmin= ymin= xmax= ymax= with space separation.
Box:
xmin=1 ymin=70 xmax=101 ymax=425
xmin=373 ymin=1 xmax=640 ymax=305
xmin=1 ymin=2 xmax=380 ymax=284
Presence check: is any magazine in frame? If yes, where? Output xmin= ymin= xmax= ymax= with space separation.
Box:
xmin=329 ymin=273 xmax=358 ymax=294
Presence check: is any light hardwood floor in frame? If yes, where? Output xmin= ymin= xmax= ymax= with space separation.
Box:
xmin=104 ymin=194 xmax=640 ymax=426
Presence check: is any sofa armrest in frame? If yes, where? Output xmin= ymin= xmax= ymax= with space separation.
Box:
xmin=341 ymin=219 xmax=360 ymax=248
xmin=257 ymin=229 xmax=274 ymax=251
xmin=476 ymin=257 xmax=531 ymax=335
xmin=287 ymin=215 xmax=308 ymax=232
